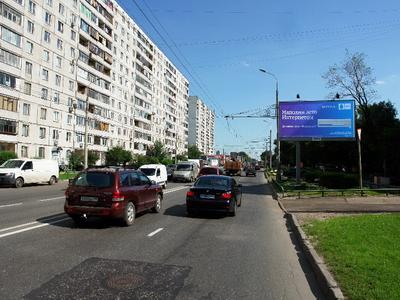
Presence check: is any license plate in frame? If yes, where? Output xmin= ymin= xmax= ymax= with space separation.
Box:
xmin=81 ymin=196 xmax=98 ymax=202
xmin=200 ymin=194 xmax=215 ymax=199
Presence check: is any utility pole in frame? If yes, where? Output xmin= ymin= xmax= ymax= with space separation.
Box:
xmin=269 ymin=129 xmax=272 ymax=169
xmin=83 ymin=92 xmax=89 ymax=169
xmin=357 ymin=128 xmax=363 ymax=191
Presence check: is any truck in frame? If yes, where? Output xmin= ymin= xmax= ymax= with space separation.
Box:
xmin=224 ymin=159 xmax=242 ymax=176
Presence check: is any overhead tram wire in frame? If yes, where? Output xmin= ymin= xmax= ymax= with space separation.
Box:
xmin=130 ymin=0 xmax=225 ymax=118
xmin=139 ymin=0 xmax=226 ymax=117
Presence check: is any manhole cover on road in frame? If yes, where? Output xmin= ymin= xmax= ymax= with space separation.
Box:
xmin=25 ymin=257 xmax=191 ymax=300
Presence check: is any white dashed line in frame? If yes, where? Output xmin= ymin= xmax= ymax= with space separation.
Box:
xmin=0 ymin=203 xmax=23 ymax=209
xmin=39 ymin=196 xmax=65 ymax=202
xmin=147 ymin=227 xmax=164 ymax=237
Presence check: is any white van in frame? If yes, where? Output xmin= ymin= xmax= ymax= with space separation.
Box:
xmin=0 ymin=159 xmax=59 ymax=188
xmin=139 ymin=164 xmax=168 ymax=189
xmin=173 ymin=161 xmax=200 ymax=182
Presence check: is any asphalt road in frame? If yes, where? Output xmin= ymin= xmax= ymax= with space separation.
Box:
xmin=0 ymin=173 xmax=323 ymax=299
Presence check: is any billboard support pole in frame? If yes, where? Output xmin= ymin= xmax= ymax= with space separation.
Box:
xmin=357 ymin=129 xmax=363 ymax=191
xmin=295 ymin=142 xmax=301 ymax=184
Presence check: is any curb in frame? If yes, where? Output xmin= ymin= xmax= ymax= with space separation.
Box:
xmin=286 ymin=213 xmax=345 ymax=300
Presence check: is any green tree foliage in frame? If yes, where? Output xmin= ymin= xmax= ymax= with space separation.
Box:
xmin=188 ymin=145 xmax=202 ymax=159
xmin=0 ymin=151 xmax=17 ymax=165
xmin=146 ymin=140 xmax=168 ymax=161
xmin=105 ymin=146 xmax=133 ymax=166
xmin=68 ymin=150 xmax=99 ymax=170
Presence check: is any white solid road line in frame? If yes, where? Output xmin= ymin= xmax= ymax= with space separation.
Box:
xmin=39 ymin=196 xmax=65 ymax=202
xmin=147 ymin=227 xmax=164 ymax=237
xmin=164 ymin=186 xmax=188 ymax=194
xmin=0 ymin=217 xmax=70 ymax=239
xmin=0 ymin=203 xmax=23 ymax=209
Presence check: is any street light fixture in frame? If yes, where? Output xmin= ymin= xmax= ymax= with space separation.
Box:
xmin=259 ymin=68 xmax=281 ymax=181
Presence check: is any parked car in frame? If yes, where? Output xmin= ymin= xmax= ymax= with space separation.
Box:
xmin=64 ymin=168 xmax=163 ymax=226
xmin=186 ymin=175 xmax=242 ymax=216
xmin=198 ymin=166 xmax=224 ymax=178
xmin=0 ymin=159 xmax=59 ymax=188
xmin=139 ymin=164 xmax=168 ymax=189
xmin=245 ymin=166 xmax=257 ymax=177
xmin=173 ymin=161 xmax=199 ymax=182
xmin=166 ymin=164 xmax=176 ymax=180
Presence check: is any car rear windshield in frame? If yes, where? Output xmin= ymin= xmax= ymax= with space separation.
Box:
xmin=0 ymin=160 xmax=24 ymax=168
xmin=73 ymin=172 xmax=114 ymax=188
xmin=176 ymin=164 xmax=192 ymax=171
xmin=195 ymin=177 xmax=229 ymax=188
xmin=200 ymin=168 xmax=218 ymax=175
xmin=140 ymin=168 xmax=155 ymax=176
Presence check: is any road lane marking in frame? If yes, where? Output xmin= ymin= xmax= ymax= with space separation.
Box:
xmin=147 ymin=227 xmax=164 ymax=237
xmin=39 ymin=196 xmax=65 ymax=202
xmin=0 ymin=203 xmax=23 ymax=209
xmin=164 ymin=186 xmax=188 ymax=194
xmin=0 ymin=221 xmax=38 ymax=233
xmin=0 ymin=217 xmax=70 ymax=239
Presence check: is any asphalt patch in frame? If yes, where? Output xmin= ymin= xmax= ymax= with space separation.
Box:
xmin=25 ymin=257 xmax=191 ymax=299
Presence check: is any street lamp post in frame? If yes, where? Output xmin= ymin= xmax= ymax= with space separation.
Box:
xmin=259 ymin=68 xmax=281 ymax=181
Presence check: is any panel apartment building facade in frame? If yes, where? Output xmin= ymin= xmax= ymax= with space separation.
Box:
xmin=0 ymin=0 xmax=189 ymax=164
xmin=188 ymin=96 xmax=215 ymax=155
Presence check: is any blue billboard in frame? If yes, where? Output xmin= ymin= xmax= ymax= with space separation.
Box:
xmin=279 ymin=100 xmax=356 ymax=141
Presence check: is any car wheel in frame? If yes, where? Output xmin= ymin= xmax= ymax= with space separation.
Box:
xmin=48 ymin=176 xmax=57 ymax=185
xmin=15 ymin=177 xmax=24 ymax=188
xmin=162 ymin=181 xmax=167 ymax=189
xmin=229 ymin=201 xmax=237 ymax=217
xmin=123 ymin=202 xmax=135 ymax=226
xmin=152 ymin=194 xmax=162 ymax=213
xmin=237 ymin=196 xmax=242 ymax=207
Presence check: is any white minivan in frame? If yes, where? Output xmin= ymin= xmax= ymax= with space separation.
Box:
xmin=139 ymin=164 xmax=168 ymax=189
xmin=0 ymin=159 xmax=59 ymax=188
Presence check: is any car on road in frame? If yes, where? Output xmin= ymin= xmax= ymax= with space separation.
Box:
xmin=173 ymin=161 xmax=199 ymax=182
xmin=197 ymin=166 xmax=224 ymax=178
xmin=166 ymin=164 xmax=176 ymax=180
xmin=186 ymin=175 xmax=242 ymax=216
xmin=139 ymin=164 xmax=168 ymax=189
xmin=0 ymin=159 xmax=59 ymax=188
xmin=245 ymin=166 xmax=257 ymax=177
xmin=64 ymin=167 xmax=163 ymax=226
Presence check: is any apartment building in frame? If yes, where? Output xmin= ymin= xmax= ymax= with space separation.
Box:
xmin=0 ymin=0 xmax=189 ymax=164
xmin=188 ymin=96 xmax=215 ymax=155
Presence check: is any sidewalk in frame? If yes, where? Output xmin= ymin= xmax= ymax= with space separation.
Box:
xmin=281 ymin=196 xmax=400 ymax=213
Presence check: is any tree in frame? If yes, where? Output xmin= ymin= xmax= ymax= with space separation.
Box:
xmin=68 ymin=150 xmax=99 ymax=170
xmin=322 ymin=50 xmax=376 ymax=120
xmin=188 ymin=145 xmax=202 ymax=159
xmin=0 ymin=151 xmax=17 ymax=165
xmin=146 ymin=140 xmax=167 ymax=161
xmin=105 ymin=146 xmax=132 ymax=166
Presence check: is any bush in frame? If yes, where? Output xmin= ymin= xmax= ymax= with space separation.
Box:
xmin=105 ymin=146 xmax=132 ymax=166
xmin=319 ymin=172 xmax=358 ymax=189
xmin=0 ymin=151 xmax=17 ymax=165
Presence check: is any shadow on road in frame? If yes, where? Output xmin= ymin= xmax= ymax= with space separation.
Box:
xmin=164 ymin=204 xmax=227 ymax=220
xmin=241 ymin=183 xmax=274 ymax=196
xmin=284 ymin=216 xmax=325 ymax=299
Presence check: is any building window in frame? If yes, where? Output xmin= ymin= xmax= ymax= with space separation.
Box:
xmin=67 ymin=97 xmax=73 ymax=107
xmin=24 ymin=42 xmax=33 ymax=56
xmin=69 ymin=80 xmax=74 ymax=91
xmin=57 ymin=39 xmax=63 ymax=50
xmin=22 ymin=103 xmax=30 ymax=116
xmin=21 ymin=146 xmax=28 ymax=157
xmin=57 ymin=21 xmax=63 ymax=33
xmin=67 ymin=115 xmax=72 ymax=125
xmin=41 ymin=88 xmax=48 ymax=100
xmin=0 ymin=95 xmax=18 ymax=112
xmin=40 ymin=108 xmax=47 ymax=119
xmin=66 ymin=131 xmax=72 ymax=142
xmin=55 ymin=75 xmax=61 ymax=86
xmin=52 ymin=129 xmax=59 ymax=140
xmin=24 ymin=82 xmax=31 ymax=95
xmin=27 ymin=21 xmax=34 ymax=34
xmin=53 ymin=111 xmax=60 ymax=122
xmin=45 ymin=0 xmax=52 ymax=7
xmin=56 ymin=56 xmax=61 ymax=68
xmin=70 ymin=30 xmax=76 ymax=41
xmin=22 ymin=124 xmax=29 ymax=137
xmin=59 ymin=3 xmax=65 ymax=15
xmin=42 ymin=69 xmax=49 ymax=81
xmin=53 ymin=92 xmax=60 ymax=103
xmin=0 ymin=72 xmax=16 ymax=88
xmin=1 ymin=26 xmax=21 ymax=47
xmin=70 ymin=47 xmax=75 ymax=58
xmin=42 ymin=50 xmax=50 ymax=62
xmin=43 ymin=31 xmax=50 ymax=43
xmin=0 ymin=48 xmax=21 ymax=68
xmin=1 ymin=3 xmax=22 ymax=25
xmin=44 ymin=11 xmax=52 ymax=25
xmin=25 ymin=62 xmax=32 ymax=75
xmin=39 ymin=127 xmax=46 ymax=139
xmin=38 ymin=147 xmax=45 ymax=158
xmin=28 ymin=0 xmax=36 ymax=14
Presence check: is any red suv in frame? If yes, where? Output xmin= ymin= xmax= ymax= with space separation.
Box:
xmin=198 ymin=166 xmax=224 ymax=178
xmin=64 ymin=168 xmax=163 ymax=226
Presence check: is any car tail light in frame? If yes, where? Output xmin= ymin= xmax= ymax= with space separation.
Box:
xmin=112 ymin=190 xmax=125 ymax=202
xmin=220 ymin=192 xmax=232 ymax=199
xmin=186 ymin=191 xmax=195 ymax=197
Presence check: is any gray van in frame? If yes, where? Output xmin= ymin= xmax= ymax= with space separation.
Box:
xmin=172 ymin=161 xmax=199 ymax=182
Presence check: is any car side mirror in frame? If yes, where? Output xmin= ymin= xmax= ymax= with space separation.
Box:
xmin=151 ymin=180 xmax=156 ymax=185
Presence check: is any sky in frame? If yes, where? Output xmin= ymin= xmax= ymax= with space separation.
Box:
xmin=117 ymin=0 xmax=400 ymax=159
